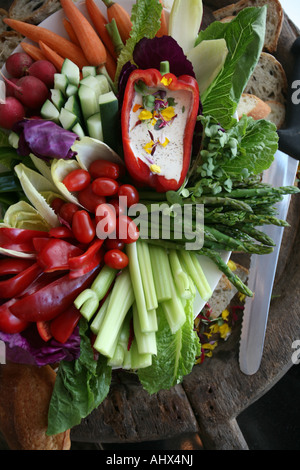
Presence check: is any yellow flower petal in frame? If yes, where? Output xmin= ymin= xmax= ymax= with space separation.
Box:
xmin=144 ymin=140 xmax=154 ymax=154
xmin=150 ymin=164 xmax=161 ymax=174
xmin=227 ymin=260 xmax=237 ymax=271
xmin=133 ymin=104 xmax=142 ymax=112
xmin=221 ymin=309 xmax=230 ymax=321
xmin=219 ymin=323 xmax=231 ymax=340
xmin=161 ymin=106 xmax=175 ymax=121
xmin=159 ymin=137 xmax=170 ymax=147
xmin=161 ymin=76 xmax=173 ymax=87
xmin=139 ymin=109 xmax=153 ymax=121
xmin=202 ymin=342 xmax=218 ymax=351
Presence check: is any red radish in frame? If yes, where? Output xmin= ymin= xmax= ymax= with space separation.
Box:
xmin=5 ymin=77 xmax=18 ymax=97
xmin=27 ymin=60 xmax=57 ymax=88
xmin=5 ymin=52 xmax=33 ymax=78
xmin=12 ymin=76 xmax=49 ymax=109
xmin=0 ymin=97 xmax=25 ymax=129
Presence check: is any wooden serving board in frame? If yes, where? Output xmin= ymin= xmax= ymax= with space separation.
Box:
xmin=0 ymin=0 xmax=299 ymax=451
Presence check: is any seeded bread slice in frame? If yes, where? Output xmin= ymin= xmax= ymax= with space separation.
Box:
xmin=0 ymin=31 xmax=23 ymax=68
xmin=244 ymin=52 xmax=288 ymax=104
xmin=237 ymin=93 xmax=271 ymax=120
xmin=8 ymin=0 xmax=61 ymax=25
xmin=213 ymin=0 xmax=283 ymax=53
xmin=0 ymin=9 xmax=9 ymax=35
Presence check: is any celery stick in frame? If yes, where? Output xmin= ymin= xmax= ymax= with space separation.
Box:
xmin=74 ymin=289 xmax=99 ymax=321
xmin=122 ymin=347 xmax=132 ymax=370
xmin=133 ymin=303 xmax=157 ymax=355
xmin=107 ymin=344 xmax=125 ymax=368
xmin=169 ymin=250 xmax=192 ymax=299
xmin=90 ymin=292 xmax=111 ymax=334
xmin=148 ymin=309 xmax=158 ymax=332
xmin=108 ymin=312 xmax=132 ymax=367
xmin=126 ymin=242 xmax=152 ymax=333
xmin=93 ymin=268 xmax=134 ymax=357
xmin=91 ymin=265 xmax=117 ymax=298
xmin=130 ymin=339 xmax=153 ymax=370
xmin=148 ymin=245 xmax=172 ymax=302
xmin=137 ymin=240 xmax=158 ymax=311
xmin=161 ymin=276 xmax=186 ymax=334
xmin=178 ymin=251 xmax=212 ymax=301
xmin=190 ymin=252 xmax=212 ymax=300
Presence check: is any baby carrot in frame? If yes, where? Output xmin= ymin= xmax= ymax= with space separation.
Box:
xmin=156 ymin=0 xmax=168 ymax=37
xmin=63 ymin=17 xmax=80 ymax=46
xmin=3 ymin=17 xmax=89 ymax=69
xmin=102 ymin=0 xmax=132 ymax=43
xmin=60 ymin=0 xmax=107 ymax=66
xmin=39 ymin=41 xmax=64 ymax=71
xmin=20 ymin=42 xmax=46 ymax=61
xmin=85 ymin=0 xmax=117 ymax=59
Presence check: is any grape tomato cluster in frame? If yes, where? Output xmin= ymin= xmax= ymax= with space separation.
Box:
xmin=51 ymin=159 xmax=140 ymax=270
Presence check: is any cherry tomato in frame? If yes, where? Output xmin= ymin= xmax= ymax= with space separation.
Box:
xmin=118 ymin=184 xmax=140 ymax=208
xmin=104 ymin=249 xmax=129 ymax=270
xmin=92 ymin=177 xmax=119 ymax=197
xmin=109 ymin=197 xmax=126 ymax=217
xmin=95 ymin=203 xmax=116 ymax=239
xmin=51 ymin=197 xmax=65 ymax=214
xmin=59 ymin=202 xmax=79 ymax=224
xmin=89 ymin=159 xmax=120 ymax=180
xmin=77 ymin=183 xmax=106 ymax=213
xmin=36 ymin=320 xmax=52 ymax=342
xmin=116 ymin=215 xmax=139 ymax=244
xmin=62 ymin=169 xmax=91 ymax=192
xmin=104 ymin=238 xmax=125 ymax=251
xmin=72 ymin=210 xmax=95 ymax=244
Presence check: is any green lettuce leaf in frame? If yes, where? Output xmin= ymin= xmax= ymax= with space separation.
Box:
xmin=138 ymin=300 xmax=201 ymax=394
xmin=115 ymin=0 xmax=163 ymax=84
xmin=47 ymin=319 xmax=112 ymax=436
xmin=197 ymin=6 xmax=267 ymax=128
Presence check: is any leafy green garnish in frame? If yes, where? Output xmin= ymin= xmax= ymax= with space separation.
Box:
xmin=114 ymin=0 xmax=163 ymax=84
xmin=138 ymin=301 xmax=201 ymax=394
xmin=47 ymin=319 xmax=112 ymax=436
xmin=197 ymin=7 xmax=267 ymax=128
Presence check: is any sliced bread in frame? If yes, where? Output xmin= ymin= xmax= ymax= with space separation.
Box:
xmin=0 ymin=9 xmax=9 ymax=35
xmin=0 ymin=31 xmax=23 ymax=68
xmin=237 ymin=93 xmax=271 ymax=120
xmin=264 ymin=99 xmax=286 ymax=129
xmin=244 ymin=52 xmax=287 ymax=104
xmin=8 ymin=0 xmax=61 ymax=25
xmin=213 ymin=0 xmax=284 ymax=53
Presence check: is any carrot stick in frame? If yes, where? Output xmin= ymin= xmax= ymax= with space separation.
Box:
xmin=63 ymin=17 xmax=80 ymax=46
xmin=85 ymin=0 xmax=117 ymax=60
xmin=3 ymin=17 xmax=89 ymax=69
xmin=102 ymin=0 xmax=132 ymax=44
xmin=39 ymin=41 xmax=64 ymax=71
xmin=20 ymin=42 xmax=46 ymax=61
xmin=104 ymin=49 xmax=117 ymax=81
xmin=156 ymin=0 xmax=168 ymax=37
xmin=60 ymin=0 xmax=107 ymax=67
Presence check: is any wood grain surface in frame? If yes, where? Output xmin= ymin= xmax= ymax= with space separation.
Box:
xmin=0 ymin=0 xmax=299 ymax=451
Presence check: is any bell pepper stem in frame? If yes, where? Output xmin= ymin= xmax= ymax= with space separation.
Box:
xmin=160 ymin=61 xmax=170 ymax=75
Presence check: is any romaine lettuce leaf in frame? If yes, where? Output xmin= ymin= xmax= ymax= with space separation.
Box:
xmin=47 ymin=319 xmax=112 ymax=436
xmin=197 ymin=6 xmax=267 ymax=128
xmin=138 ymin=300 xmax=201 ymax=394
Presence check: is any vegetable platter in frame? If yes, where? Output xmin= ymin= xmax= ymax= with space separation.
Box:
xmin=0 ymin=0 xmax=299 ymax=444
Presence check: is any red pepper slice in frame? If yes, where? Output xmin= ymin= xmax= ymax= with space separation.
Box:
xmin=0 ymin=299 xmax=30 ymax=334
xmin=9 ymin=266 xmax=100 ymax=322
xmin=36 ymin=238 xmax=83 ymax=272
xmin=36 ymin=320 xmax=52 ymax=342
xmin=121 ymin=67 xmax=199 ymax=193
xmin=50 ymin=304 xmax=81 ymax=344
xmin=0 ymin=258 xmax=34 ymax=276
xmin=0 ymin=262 xmax=43 ymax=299
xmin=68 ymin=239 xmax=104 ymax=278
xmin=0 ymin=227 xmax=49 ymax=253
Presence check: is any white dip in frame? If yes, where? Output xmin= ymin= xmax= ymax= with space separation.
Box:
xmin=128 ymin=87 xmax=193 ymax=183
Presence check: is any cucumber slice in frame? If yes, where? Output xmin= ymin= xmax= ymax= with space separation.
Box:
xmin=59 ymin=107 xmax=78 ymax=130
xmin=99 ymin=91 xmax=119 ymax=151
xmin=61 ymin=58 xmax=80 ymax=86
xmin=95 ymin=74 xmax=110 ymax=94
xmin=86 ymin=113 xmax=103 ymax=141
xmin=50 ymin=89 xmax=65 ymax=110
xmin=41 ymin=99 xmax=60 ymax=123
xmin=66 ymin=83 xmax=78 ymax=97
xmin=80 ymin=75 xmax=102 ymax=99
xmin=82 ymin=66 xmax=97 ymax=78
xmin=54 ymin=73 xmax=68 ymax=95
xmin=72 ymin=122 xmax=86 ymax=139
xmin=78 ymin=84 xmax=99 ymax=122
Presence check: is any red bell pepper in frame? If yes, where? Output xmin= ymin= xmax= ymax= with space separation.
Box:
xmin=36 ymin=238 xmax=83 ymax=272
xmin=0 ymin=227 xmax=49 ymax=253
xmin=50 ymin=304 xmax=81 ymax=343
xmin=0 ymin=262 xmax=43 ymax=299
xmin=68 ymin=239 xmax=104 ymax=278
xmin=121 ymin=65 xmax=199 ymax=193
xmin=0 ymin=299 xmax=30 ymax=334
xmin=0 ymin=258 xmax=34 ymax=275
xmin=9 ymin=266 xmax=100 ymax=322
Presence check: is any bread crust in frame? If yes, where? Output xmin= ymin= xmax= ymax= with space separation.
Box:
xmin=8 ymin=0 xmax=61 ymax=25
xmin=0 ymin=363 xmax=71 ymax=450
xmin=237 ymin=93 xmax=271 ymax=120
